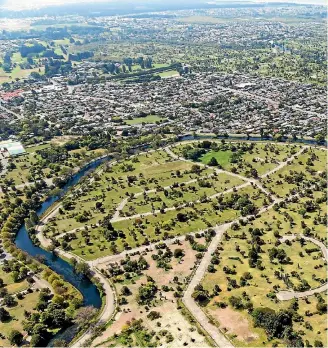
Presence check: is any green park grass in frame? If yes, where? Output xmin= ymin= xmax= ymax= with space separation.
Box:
xmin=0 ymin=291 xmax=40 ymax=346
xmin=157 ymin=70 xmax=179 ymax=78
xmin=122 ymin=172 xmax=244 ymax=215
xmin=0 ymin=268 xmax=29 ymax=294
xmin=46 ymin=154 xmax=207 ymax=235
xmin=0 ymin=66 xmax=45 ymax=83
xmin=173 ymin=140 xmax=303 ymax=177
xmin=201 ymin=193 xmax=327 ymax=347
xmin=3 ymin=152 xmax=40 ymax=185
xmin=25 ymin=143 xmax=51 ymax=153
xmin=125 ymin=115 xmax=163 ymax=125
xmin=200 ymin=150 xmax=233 ymax=167
xmin=263 ymin=148 xmax=327 ymax=197
xmin=57 ymin=183 xmax=266 ymax=260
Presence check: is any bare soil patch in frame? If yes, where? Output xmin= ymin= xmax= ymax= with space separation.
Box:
xmin=209 ymin=306 xmax=258 ymax=342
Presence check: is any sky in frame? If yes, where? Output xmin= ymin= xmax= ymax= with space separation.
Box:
xmin=1 ymin=0 xmax=326 ymax=11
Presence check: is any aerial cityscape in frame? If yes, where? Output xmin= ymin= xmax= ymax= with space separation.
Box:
xmin=0 ymin=0 xmax=327 ymax=347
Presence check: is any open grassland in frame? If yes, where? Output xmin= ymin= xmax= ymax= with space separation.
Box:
xmin=201 ymin=192 xmax=327 ymax=347
xmin=125 ymin=115 xmax=163 ymax=125
xmin=171 ymin=140 xmax=302 ymax=177
xmin=121 ymin=172 xmax=244 ymax=215
xmin=262 ymin=147 xmax=327 ymax=197
xmin=0 ymin=268 xmax=29 ymax=294
xmin=157 ymin=70 xmax=180 ymax=78
xmin=0 ymin=291 xmax=40 ymax=346
xmin=45 ymin=146 xmax=269 ymax=260
xmin=56 ymin=184 xmax=267 ymax=260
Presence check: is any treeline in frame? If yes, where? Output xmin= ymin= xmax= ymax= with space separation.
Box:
xmin=108 ymin=63 xmax=182 ymax=81
xmin=45 ymin=59 xmax=72 ymax=77
xmin=68 ymin=51 xmax=94 ymax=61
xmin=19 ymin=43 xmax=46 ymax=57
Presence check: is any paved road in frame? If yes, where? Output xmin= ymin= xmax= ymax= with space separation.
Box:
xmin=165 ymin=146 xmax=274 ymax=198
xmin=277 ymin=234 xmax=328 ymax=301
xmin=183 ymin=223 xmax=234 ymax=348
xmin=36 ymin=142 xmax=309 ymax=347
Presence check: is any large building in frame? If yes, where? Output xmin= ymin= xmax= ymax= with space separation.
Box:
xmin=0 ymin=140 xmax=25 ymax=157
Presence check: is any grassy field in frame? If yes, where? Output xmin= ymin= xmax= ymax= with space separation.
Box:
xmin=157 ymin=70 xmax=179 ymax=78
xmin=201 ymin=191 xmax=327 ymax=347
xmin=125 ymin=115 xmax=163 ymax=125
xmin=263 ymin=147 xmax=327 ymax=197
xmin=200 ymin=150 xmax=233 ymax=167
xmin=0 ymin=268 xmax=29 ymax=294
xmin=48 ymin=147 xmax=268 ymax=260
xmin=57 ymin=184 xmax=266 ymax=260
xmin=173 ymin=141 xmax=303 ymax=177
xmin=122 ymin=172 xmax=244 ymax=215
xmin=0 ymin=291 xmax=40 ymax=346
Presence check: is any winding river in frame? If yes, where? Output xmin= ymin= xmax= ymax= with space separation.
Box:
xmin=13 ymin=135 xmax=325 ymax=308
xmin=11 ymin=134 xmax=325 ymax=345
xmin=14 ymin=157 xmax=111 ymax=309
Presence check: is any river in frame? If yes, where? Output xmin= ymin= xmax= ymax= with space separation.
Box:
xmin=14 ymin=135 xmax=325 ymax=308
xmin=14 ymin=157 xmax=111 ymax=309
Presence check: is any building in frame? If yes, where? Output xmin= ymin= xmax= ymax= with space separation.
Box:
xmin=0 ymin=140 xmax=26 ymax=157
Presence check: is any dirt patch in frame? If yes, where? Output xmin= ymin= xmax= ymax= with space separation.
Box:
xmin=209 ymin=306 xmax=258 ymax=342
xmin=92 ymin=239 xmax=207 ymax=347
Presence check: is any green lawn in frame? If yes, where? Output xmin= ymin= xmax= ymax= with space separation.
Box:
xmin=126 ymin=115 xmax=163 ymax=125
xmin=200 ymin=150 xmax=233 ymax=167
xmin=202 ymin=192 xmax=327 ymax=347
xmin=0 ymin=268 xmax=29 ymax=294
xmin=157 ymin=70 xmax=179 ymax=78
xmin=0 ymin=291 xmax=39 ymax=347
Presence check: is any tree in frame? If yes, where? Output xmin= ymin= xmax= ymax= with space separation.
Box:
xmin=137 ymin=282 xmax=158 ymax=304
xmin=3 ymin=294 xmax=16 ymax=307
xmin=75 ymin=306 xmax=97 ymax=326
xmin=0 ymin=307 xmax=10 ymax=322
xmin=252 ymin=307 xmax=293 ymax=339
xmin=29 ymin=211 xmax=39 ymax=225
xmin=8 ymin=330 xmax=23 ymax=346
xmin=30 ymin=334 xmax=42 ymax=347
xmin=208 ymin=157 xmax=218 ymax=166
xmin=173 ymin=248 xmax=184 ymax=258
xmin=121 ymin=286 xmax=131 ymax=296
xmin=75 ymin=262 xmax=91 ymax=276
xmin=315 ymin=133 xmax=325 ymax=145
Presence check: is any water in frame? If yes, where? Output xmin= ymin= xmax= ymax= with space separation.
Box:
xmin=13 ymin=135 xmax=326 ymax=319
xmin=15 ymin=156 xmax=110 ymax=308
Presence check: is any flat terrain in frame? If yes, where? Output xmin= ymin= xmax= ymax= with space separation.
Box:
xmin=93 ymin=238 xmax=210 ymax=347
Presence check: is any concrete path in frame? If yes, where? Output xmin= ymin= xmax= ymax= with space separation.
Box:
xmin=164 ymin=146 xmax=274 ymax=198
xmin=183 ymin=223 xmax=234 ymax=348
xmin=277 ymin=234 xmax=328 ymax=301
xmin=54 ymin=249 xmax=116 ymax=348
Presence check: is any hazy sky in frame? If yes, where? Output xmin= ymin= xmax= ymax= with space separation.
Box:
xmin=1 ymin=0 xmax=326 ymax=11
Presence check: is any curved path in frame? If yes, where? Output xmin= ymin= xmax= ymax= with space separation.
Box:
xmin=165 ymin=147 xmax=274 ymax=198
xmin=182 ymin=199 xmax=280 ymax=347
xmin=277 ymin=234 xmax=328 ymax=301
xmin=36 ymin=141 xmax=308 ymax=347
